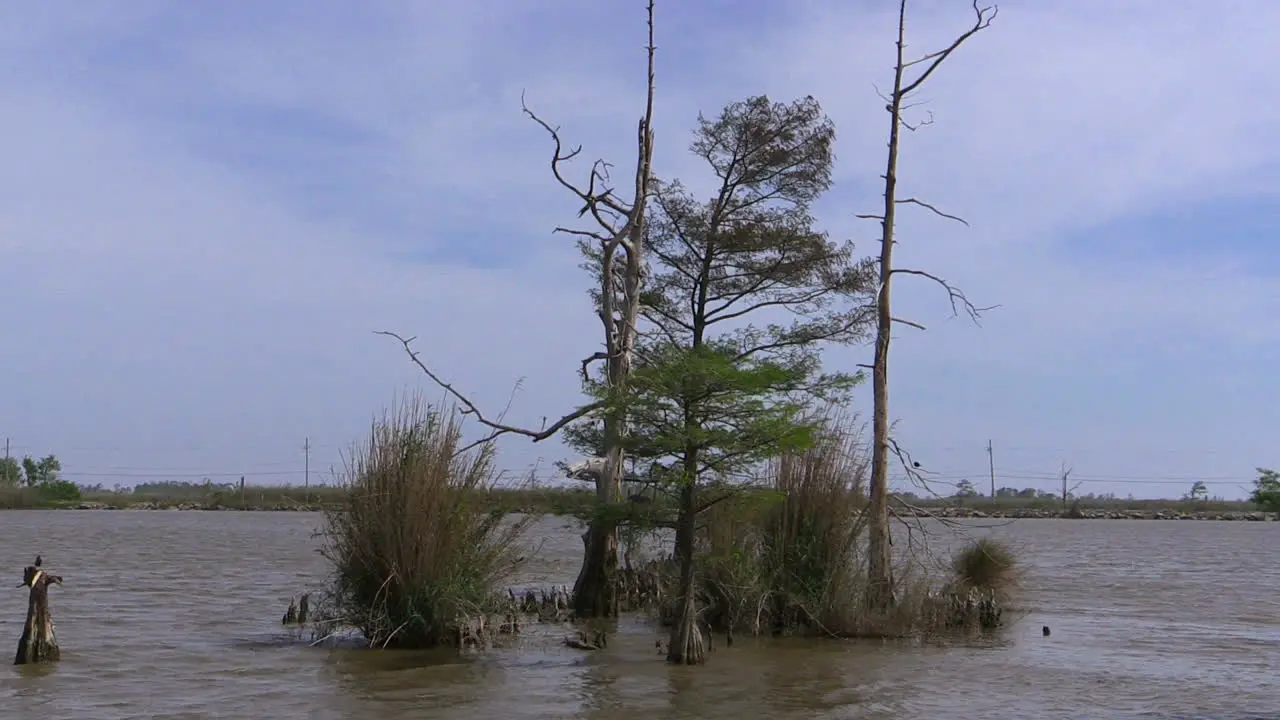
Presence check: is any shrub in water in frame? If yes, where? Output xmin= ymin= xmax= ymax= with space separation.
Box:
xmin=939 ymin=536 xmax=1018 ymax=630
xmin=951 ymin=537 xmax=1017 ymax=592
xmin=698 ymin=414 xmax=870 ymax=636
xmin=321 ymin=397 xmax=531 ymax=649
xmin=681 ymin=415 xmax=1021 ymax=638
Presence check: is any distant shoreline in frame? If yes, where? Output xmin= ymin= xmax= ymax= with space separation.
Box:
xmin=903 ymin=505 xmax=1276 ymax=522
xmin=16 ymin=501 xmax=1279 ymax=522
xmin=1 ymin=484 xmax=1272 ymax=521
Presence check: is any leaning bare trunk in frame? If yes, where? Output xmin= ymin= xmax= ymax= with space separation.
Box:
xmin=15 ymin=565 xmax=62 ymax=665
xmin=666 ymin=478 xmax=705 ymax=664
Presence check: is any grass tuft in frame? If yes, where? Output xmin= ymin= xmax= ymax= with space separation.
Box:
xmin=951 ymin=537 xmax=1017 ymax=593
xmin=635 ymin=412 xmax=1022 ymax=639
xmin=319 ymin=396 xmax=531 ymax=649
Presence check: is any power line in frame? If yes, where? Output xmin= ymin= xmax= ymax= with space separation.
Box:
xmin=899 ymin=473 xmax=1255 ymax=488
xmin=0 ymin=441 xmax=349 ymax=454
xmin=907 ymin=467 xmax=1259 ymax=482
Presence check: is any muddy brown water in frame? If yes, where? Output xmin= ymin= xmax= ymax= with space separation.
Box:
xmin=0 ymin=511 xmax=1276 ymax=719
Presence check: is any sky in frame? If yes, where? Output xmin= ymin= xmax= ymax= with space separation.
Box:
xmin=1 ymin=0 xmax=1278 ymax=501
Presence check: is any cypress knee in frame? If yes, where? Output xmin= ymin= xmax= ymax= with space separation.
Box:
xmin=15 ymin=556 xmax=63 ymax=665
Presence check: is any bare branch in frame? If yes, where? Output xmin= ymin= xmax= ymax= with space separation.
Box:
xmin=888 ymin=268 xmax=998 ymax=323
xmin=521 ymin=93 xmax=632 ymax=235
xmin=896 ymin=197 xmax=969 ymax=226
xmin=694 ymin=490 xmax=738 ymax=515
xmin=887 ymin=436 xmax=943 ymax=496
xmin=898 ymin=0 xmax=998 ymax=98
xmin=899 ymin=111 xmax=935 ymax=132
xmin=890 ymin=316 xmax=926 ymax=331
xmin=554 ymin=226 xmax=611 ymax=243
xmin=580 ymin=351 xmax=611 ymax=383
xmin=375 ymin=331 xmax=603 ymax=446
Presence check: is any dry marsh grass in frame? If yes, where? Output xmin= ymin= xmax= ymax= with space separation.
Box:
xmin=629 ymin=414 xmax=1021 ymax=639
xmin=319 ymin=397 xmax=532 ymax=649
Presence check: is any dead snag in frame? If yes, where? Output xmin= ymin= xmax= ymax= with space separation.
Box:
xmin=282 ymin=593 xmax=312 ymax=626
xmin=15 ymin=555 xmax=62 ymax=665
xmin=861 ymin=0 xmax=997 ymax=613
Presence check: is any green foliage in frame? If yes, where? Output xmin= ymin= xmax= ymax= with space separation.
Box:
xmin=36 ymin=480 xmax=81 ymax=502
xmin=20 ymin=454 xmax=61 ymax=488
xmin=614 ymin=342 xmax=827 ymax=481
xmin=586 ymin=94 xmax=875 ymax=489
xmin=618 ymin=94 xmax=877 ymax=663
xmin=1251 ymin=468 xmax=1280 ymax=512
xmin=0 ymin=457 xmax=20 ymax=487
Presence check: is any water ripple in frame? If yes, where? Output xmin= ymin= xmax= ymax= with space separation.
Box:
xmin=0 ymin=511 xmax=1275 ymax=719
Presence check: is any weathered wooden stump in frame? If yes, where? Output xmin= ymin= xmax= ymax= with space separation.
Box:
xmin=282 ymin=593 xmax=310 ymax=626
xmin=15 ymin=556 xmax=62 ymax=665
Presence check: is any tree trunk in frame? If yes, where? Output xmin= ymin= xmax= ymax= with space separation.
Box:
xmin=15 ymin=564 xmax=61 ymax=665
xmin=572 ymin=390 xmax=627 ymax=617
xmin=866 ymin=4 xmax=911 ymax=613
xmin=572 ymin=516 xmax=619 ymax=617
xmin=666 ymin=478 xmax=705 ymax=664
xmin=570 ymin=5 xmax=655 ymax=619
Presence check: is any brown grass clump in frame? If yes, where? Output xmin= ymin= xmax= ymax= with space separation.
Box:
xmin=320 ymin=396 xmax=532 ymax=649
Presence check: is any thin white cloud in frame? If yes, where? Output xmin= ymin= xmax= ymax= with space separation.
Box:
xmin=1 ymin=0 xmax=1277 ymax=497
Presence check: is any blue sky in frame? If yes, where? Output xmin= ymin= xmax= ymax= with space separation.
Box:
xmin=1 ymin=0 xmax=1278 ymax=500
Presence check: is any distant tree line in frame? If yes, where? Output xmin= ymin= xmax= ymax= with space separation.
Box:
xmin=894 ymin=473 xmax=1275 ymax=509
xmin=1253 ymin=468 xmax=1280 ymax=512
xmin=0 ymin=453 xmax=79 ymax=501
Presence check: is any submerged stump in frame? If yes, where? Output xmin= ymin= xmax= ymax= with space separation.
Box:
xmin=15 ymin=556 xmax=63 ymax=665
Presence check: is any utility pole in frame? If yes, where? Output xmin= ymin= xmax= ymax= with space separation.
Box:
xmin=4 ymin=437 xmax=8 ymax=462
xmin=303 ymin=437 xmax=310 ymax=504
xmin=987 ymin=439 xmax=995 ymax=500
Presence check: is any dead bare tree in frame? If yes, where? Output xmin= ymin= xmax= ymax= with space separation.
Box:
xmin=860 ymin=0 xmax=997 ymax=611
xmin=378 ymin=1 xmax=657 ymax=620
xmin=1059 ymin=462 xmax=1082 ymax=511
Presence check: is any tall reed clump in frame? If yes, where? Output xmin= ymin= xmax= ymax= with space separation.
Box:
xmin=320 ymin=397 xmax=532 ymax=649
xmin=697 ymin=415 xmax=1020 ymax=638
xmin=699 ymin=415 xmax=871 ymax=637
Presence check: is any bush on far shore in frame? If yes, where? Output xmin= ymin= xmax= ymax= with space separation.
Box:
xmin=319 ymin=397 xmax=532 ymax=649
